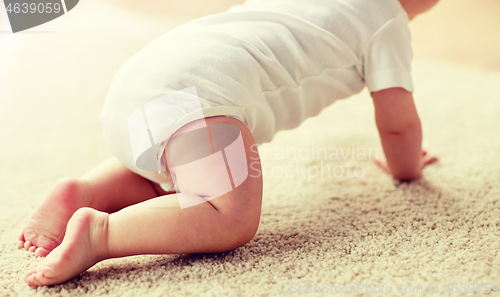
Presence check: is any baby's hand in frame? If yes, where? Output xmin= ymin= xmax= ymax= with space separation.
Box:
xmin=375 ymin=150 xmax=438 ymax=179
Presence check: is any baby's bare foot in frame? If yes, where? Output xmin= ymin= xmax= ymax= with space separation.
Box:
xmin=25 ymin=207 xmax=109 ymax=286
xmin=19 ymin=178 xmax=91 ymax=257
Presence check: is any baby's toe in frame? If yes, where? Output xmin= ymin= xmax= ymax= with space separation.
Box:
xmin=25 ymin=270 xmax=46 ymax=287
xmin=28 ymin=267 xmax=56 ymax=286
xmin=29 ymin=246 xmax=36 ymax=253
xmin=34 ymin=247 xmax=49 ymax=258
xmin=25 ymin=270 xmax=36 ymax=284
xmin=39 ymin=265 xmax=57 ymax=280
xmin=18 ymin=241 xmax=25 ymax=249
xmin=24 ymin=241 xmax=33 ymax=251
xmin=28 ymin=274 xmax=41 ymax=287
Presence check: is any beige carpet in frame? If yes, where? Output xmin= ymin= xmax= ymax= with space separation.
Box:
xmin=1 ymin=1 xmax=500 ymax=296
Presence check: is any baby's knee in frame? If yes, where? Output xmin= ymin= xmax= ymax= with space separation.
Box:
xmin=220 ymin=189 xmax=262 ymax=250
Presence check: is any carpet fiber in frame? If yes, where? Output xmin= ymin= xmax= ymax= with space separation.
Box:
xmin=1 ymin=2 xmax=500 ymax=296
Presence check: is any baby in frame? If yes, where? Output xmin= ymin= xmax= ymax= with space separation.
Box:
xmin=20 ymin=0 xmax=438 ymax=286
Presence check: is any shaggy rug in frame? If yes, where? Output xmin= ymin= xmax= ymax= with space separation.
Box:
xmin=1 ymin=1 xmax=499 ymax=296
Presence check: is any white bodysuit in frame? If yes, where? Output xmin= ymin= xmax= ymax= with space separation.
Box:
xmin=101 ymin=0 xmax=414 ymax=191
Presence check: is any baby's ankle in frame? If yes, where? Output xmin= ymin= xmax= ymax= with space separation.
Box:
xmin=53 ymin=177 xmax=92 ymax=209
xmin=70 ymin=207 xmax=111 ymax=262
xmin=92 ymin=210 xmax=111 ymax=262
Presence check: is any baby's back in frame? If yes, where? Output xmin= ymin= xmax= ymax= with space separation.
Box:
xmin=101 ymin=0 xmax=412 ymax=182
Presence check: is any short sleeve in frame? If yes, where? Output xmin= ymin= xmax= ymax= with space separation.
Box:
xmin=361 ymin=14 xmax=414 ymax=93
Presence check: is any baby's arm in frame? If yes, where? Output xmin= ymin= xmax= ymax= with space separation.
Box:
xmin=371 ymin=87 xmax=436 ymax=180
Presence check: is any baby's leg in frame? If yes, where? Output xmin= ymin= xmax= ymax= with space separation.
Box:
xmin=19 ymin=157 xmax=170 ymax=257
xmin=25 ymin=116 xmax=263 ymax=286
xmin=80 ymin=157 xmax=172 ymax=213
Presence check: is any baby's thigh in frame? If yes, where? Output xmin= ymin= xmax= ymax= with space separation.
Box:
xmin=164 ymin=116 xmax=263 ymax=228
